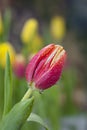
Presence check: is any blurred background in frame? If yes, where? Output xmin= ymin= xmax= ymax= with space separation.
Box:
xmin=0 ymin=0 xmax=87 ymax=130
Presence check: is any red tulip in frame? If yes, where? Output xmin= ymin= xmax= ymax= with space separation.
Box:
xmin=26 ymin=44 xmax=66 ymax=90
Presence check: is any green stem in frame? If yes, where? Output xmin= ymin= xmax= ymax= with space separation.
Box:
xmin=21 ymin=87 xmax=33 ymax=101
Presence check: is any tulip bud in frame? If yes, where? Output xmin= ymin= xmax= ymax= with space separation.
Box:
xmin=26 ymin=44 xmax=66 ymax=90
xmin=0 ymin=42 xmax=15 ymax=68
xmin=13 ymin=54 xmax=26 ymax=78
xmin=50 ymin=16 xmax=66 ymax=40
xmin=21 ymin=18 xmax=38 ymax=44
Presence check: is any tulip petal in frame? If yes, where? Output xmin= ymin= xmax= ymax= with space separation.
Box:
xmin=26 ymin=44 xmax=55 ymax=83
xmin=35 ymin=51 xmax=66 ymax=90
xmin=33 ymin=45 xmax=63 ymax=82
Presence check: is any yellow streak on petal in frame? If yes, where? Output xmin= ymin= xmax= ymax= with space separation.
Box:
xmin=45 ymin=46 xmax=58 ymax=65
xmin=50 ymin=46 xmax=63 ymax=66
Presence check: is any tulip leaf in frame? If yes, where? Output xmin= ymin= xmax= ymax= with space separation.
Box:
xmin=27 ymin=113 xmax=49 ymax=130
xmin=0 ymin=97 xmax=34 ymax=130
xmin=3 ymin=52 xmax=12 ymax=117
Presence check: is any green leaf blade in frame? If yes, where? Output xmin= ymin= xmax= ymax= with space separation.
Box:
xmin=27 ymin=113 xmax=49 ymax=130
xmin=0 ymin=97 xmax=34 ymax=130
xmin=3 ymin=52 xmax=12 ymax=117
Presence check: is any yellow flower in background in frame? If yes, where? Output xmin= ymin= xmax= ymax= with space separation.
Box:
xmin=0 ymin=42 xmax=16 ymax=68
xmin=0 ymin=13 xmax=3 ymax=35
xmin=29 ymin=34 xmax=43 ymax=53
xmin=50 ymin=16 xmax=66 ymax=40
xmin=21 ymin=18 xmax=38 ymax=44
